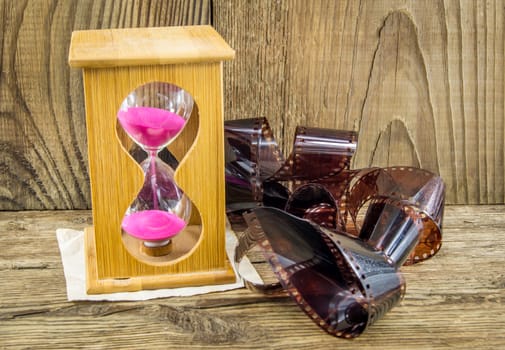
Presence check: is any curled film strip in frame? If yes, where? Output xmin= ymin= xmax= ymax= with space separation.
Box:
xmin=224 ymin=117 xmax=445 ymax=338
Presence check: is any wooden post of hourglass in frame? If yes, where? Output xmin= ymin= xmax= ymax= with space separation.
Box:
xmin=68 ymin=26 xmax=236 ymax=294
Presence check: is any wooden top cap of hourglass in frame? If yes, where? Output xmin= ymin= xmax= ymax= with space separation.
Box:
xmin=68 ymin=25 xmax=235 ymax=68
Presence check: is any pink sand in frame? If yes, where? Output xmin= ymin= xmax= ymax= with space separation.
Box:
xmin=121 ymin=210 xmax=186 ymax=241
xmin=117 ymin=107 xmax=186 ymax=148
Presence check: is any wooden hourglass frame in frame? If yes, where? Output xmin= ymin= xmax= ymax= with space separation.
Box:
xmin=69 ymin=26 xmax=236 ymax=293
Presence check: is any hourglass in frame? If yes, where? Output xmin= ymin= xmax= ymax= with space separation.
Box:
xmin=118 ymin=83 xmax=193 ymax=255
xmin=69 ymin=25 xmax=236 ymax=293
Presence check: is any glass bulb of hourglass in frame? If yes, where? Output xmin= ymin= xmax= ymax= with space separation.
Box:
xmin=117 ymin=83 xmax=194 ymax=249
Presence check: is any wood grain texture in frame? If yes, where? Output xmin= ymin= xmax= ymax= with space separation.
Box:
xmin=1 ymin=206 xmax=504 ymax=349
xmin=69 ymin=25 xmax=235 ymax=67
xmin=214 ymin=0 xmax=505 ymax=204
xmin=0 ymin=0 xmax=210 ymax=210
xmin=1 ymin=0 xmax=503 ymax=209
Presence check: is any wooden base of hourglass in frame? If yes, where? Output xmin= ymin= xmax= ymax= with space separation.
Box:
xmin=69 ymin=26 xmax=236 ymax=294
xmin=84 ymin=226 xmax=235 ymax=292
xmin=140 ymin=241 xmax=173 ymax=257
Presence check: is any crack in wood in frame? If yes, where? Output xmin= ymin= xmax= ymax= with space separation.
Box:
xmin=0 ymin=262 xmax=50 ymax=270
xmin=5 ymin=308 xmax=52 ymax=319
xmin=194 ymin=296 xmax=290 ymax=309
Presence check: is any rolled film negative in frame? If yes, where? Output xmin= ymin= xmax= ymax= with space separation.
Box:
xmin=224 ymin=117 xmax=445 ymax=338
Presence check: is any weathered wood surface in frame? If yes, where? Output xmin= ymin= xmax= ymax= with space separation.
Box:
xmin=214 ymin=0 xmax=505 ymax=205
xmin=0 ymin=0 xmax=210 ymax=210
xmin=1 ymin=206 xmax=504 ymax=349
xmin=0 ymin=0 xmax=504 ymax=209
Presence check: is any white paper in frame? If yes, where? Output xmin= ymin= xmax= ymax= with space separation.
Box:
xmin=56 ymin=228 xmax=261 ymax=301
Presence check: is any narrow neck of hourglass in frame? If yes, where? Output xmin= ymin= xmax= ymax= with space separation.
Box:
xmin=143 ymin=148 xmax=161 ymax=211
xmin=144 ymin=147 xmax=162 ymax=157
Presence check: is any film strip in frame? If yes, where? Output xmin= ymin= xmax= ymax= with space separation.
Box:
xmin=224 ymin=117 xmax=445 ymax=338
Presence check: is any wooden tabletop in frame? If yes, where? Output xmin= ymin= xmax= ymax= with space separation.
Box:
xmin=1 ymin=206 xmax=504 ymax=349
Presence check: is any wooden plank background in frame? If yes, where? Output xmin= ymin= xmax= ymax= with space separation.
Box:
xmin=0 ymin=0 xmax=503 ymax=209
